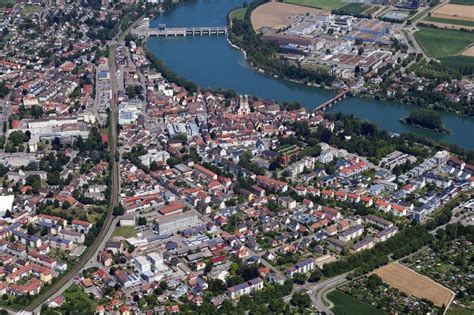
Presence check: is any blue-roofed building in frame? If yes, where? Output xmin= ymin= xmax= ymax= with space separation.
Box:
xmin=227 ymin=277 xmax=264 ymax=299
xmin=50 ymin=236 xmax=74 ymax=250
xmin=286 ymin=258 xmax=316 ymax=278
xmin=12 ymin=230 xmax=42 ymax=248
xmin=0 ymin=222 xmax=21 ymax=240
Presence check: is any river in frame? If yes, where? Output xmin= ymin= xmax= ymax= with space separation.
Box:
xmin=147 ymin=0 xmax=474 ymax=149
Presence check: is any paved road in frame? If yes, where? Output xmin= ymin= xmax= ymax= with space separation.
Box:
xmin=282 ymin=273 xmax=348 ymax=314
xmin=402 ymin=0 xmax=447 ymax=61
xmin=307 ymin=274 xmax=348 ymax=314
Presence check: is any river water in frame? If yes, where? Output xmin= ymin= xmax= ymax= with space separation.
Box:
xmin=148 ymin=0 xmax=474 ymax=149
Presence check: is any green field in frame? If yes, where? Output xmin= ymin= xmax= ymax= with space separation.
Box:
xmin=449 ymin=0 xmax=474 ymax=4
xmin=284 ymin=0 xmax=345 ymax=11
xmin=0 ymin=0 xmax=14 ymax=8
xmin=22 ymin=4 xmax=43 ymax=15
xmin=439 ymin=55 xmax=474 ymax=74
xmin=447 ymin=304 xmax=474 ymax=315
xmin=363 ymin=5 xmax=380 ymax=16
xmin=113 ymin=226 xmax=137 ymax=238
xmin=327 ymin=290 xmax=386 ymax=315
xmin=58 ymin=284 xmax=97 ymax=314
xmin=424 ymin=16 xmax=474 ymax=27
xmin=414 ymin=27 xmax=474 ymax=58
xmin=230 ymin=8 xmax=246 ymax=22
xmin=334 ymin=3 xmax=371 ymax=15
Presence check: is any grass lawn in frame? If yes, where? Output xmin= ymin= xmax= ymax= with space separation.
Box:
xmin=424 ymin=16 xmax=474 ymax=27
xmin=327 ymin=290 xmax=386 ymax=315
xmin=113 ymin=226 xmax=137 ymax=238
xmin=414 ymin=27 xmax=474 ymax=58
xmin=22 ymin=4 xmax=43 ymax=15
xmin=60 ymin=284 xmax=97 ymax=313
xmin=230 ymin=8 xmax=246 ymax=21
xmin=283 ymin=0 xmax=345 ymax=11
xmin=1 ymin=32 xmax=14 ymax=44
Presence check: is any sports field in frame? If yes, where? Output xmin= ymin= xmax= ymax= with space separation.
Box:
xmin=327 ymin=290 xmax=385 ymax=315
xmin=283 ymin=0 xmax=345 ymax=11
xmin=374 ymin=263 xmax=453 ymax=308
xmin=414 ymin=27 xmax=474 ymax=58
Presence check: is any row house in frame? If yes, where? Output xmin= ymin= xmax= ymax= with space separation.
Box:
xmin=286 ymin=258 xmax=316 ymax=278
xmin=71 ymin=220 xmax=93 ymax=234
xmin=375 ymin=226 xmax=399 ymax=242
xmin=338 ymin=225 xmax=364 ymax=242
xmin=227 ymin=277 xmax=264 ymax=299
xmin=350 ymin=237 xmax=375 ymax=253
xmin=256 ymin=176 xmax=288 ymax=193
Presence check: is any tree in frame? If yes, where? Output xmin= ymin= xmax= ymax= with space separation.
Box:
xmin=137 ymin=217 xmax=147 ymax=226
xmin=8 ymin=130 xmax=26 ymax=146
xmin=159 ymin=281 xmax=168 ymax=291
xmin=309 ymin=268 xmax=323 ymax=283
xmin=113 ymin=205 xmax=125 ymax=216
xmin=208 ymin=279 xmax=227 ymax=295
xmin=145 ymin=294 xmax=157 ymax=306
xmin=367 ymin=274 xmax=383 ymax=289
xmin=47 ymin=171 xmax=61 ymax=186
xmin=290 ymin=292 xmax=311 ymax=308
xmin=292 ymin=272 xmax=307 ymax=285
xmin=27 ymin=223 xmax=36 ymax=235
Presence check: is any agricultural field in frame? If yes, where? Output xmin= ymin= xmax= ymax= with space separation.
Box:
xmin=414 ymin=27 xmax=474 ymax=58
xmin=337 ymin=275 xmax=443 ymax=314
xmin=447 ymin=0 xmax=474 ymax=5
xmin=403 ymin=239 xmax=474 ymax=313
xmin=327 ymin=290 xmax=385 ymax=315
xmin=251 ymin=2 xmax=325 ymax=30
xmin=363 ymin=5 xmax=380 ymax=16
xmin=374 ymin=262 xmax=454 ymax=308
xmin=439 ymin=55 xmax=474 ymax=74
xmin=333 ymin=3 xmax=372 ymax=16
xmin=461 ymin=45 xmax=474 ymax=56
xmin=283 ymin=0 xmax=345 ymax=11
xmin=431 ymin=3 xmax=474 ymax=21
xmin=424 ymin=16 xmax=474 ymax=28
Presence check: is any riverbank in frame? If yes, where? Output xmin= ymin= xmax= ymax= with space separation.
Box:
xmin=145 ymin=0 xmax=474 ymax=149
xmin=226 ymin=0 xmax=473 ymax=117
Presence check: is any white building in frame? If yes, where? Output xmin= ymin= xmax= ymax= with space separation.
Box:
xmin=0 ymin=195 xmax=15 ymax=217
xmin=134 ymin=256 xmax=151 ymax=274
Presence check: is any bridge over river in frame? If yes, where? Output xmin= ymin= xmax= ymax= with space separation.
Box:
xmin=135 ymin=26 xmax=227 ymax=37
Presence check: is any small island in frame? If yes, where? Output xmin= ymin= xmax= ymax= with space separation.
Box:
xmin=400 ymin=109 xmax=451 ymax=134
